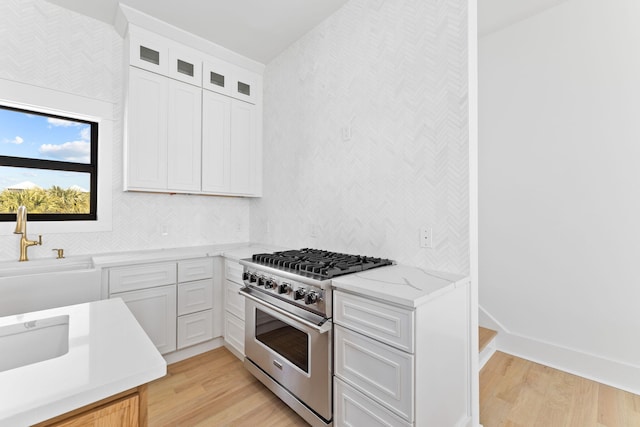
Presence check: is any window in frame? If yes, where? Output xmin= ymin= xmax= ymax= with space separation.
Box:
xmin=0 ymin=105 xmax=98 ymax=222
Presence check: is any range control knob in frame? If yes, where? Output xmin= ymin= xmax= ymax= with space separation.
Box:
xmin=249 ymin=274 xmax=257 ymax=283
xmin=305 ymin=291 xmax=319 ymax=305
xmin=257 ymin=277 xmax=266 ymax=287
xmin=278 ymin=283 xmax=291 ymax=294
xmin=242 ymin=271 xmax=249 ymax=281
xmin=294 ymin=288 xmax=307 ymax=300
xmin=265 ymin=279 xmax=276 ymax=289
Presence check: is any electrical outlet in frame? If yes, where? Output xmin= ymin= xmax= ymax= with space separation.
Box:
xmin=341 ymin=126 xmax=352 ymax=141
xmin=420 ymin=227 xmax=432 ymax=248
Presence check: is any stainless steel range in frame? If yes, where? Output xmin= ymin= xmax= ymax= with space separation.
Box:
xmin=239 ymin=249 xmax=393 ymax=427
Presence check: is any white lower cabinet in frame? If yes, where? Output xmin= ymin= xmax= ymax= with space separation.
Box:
xmin=334 ymin=378 xmax=411 ymax=427
xmin=107 ymin=257 xmax=219 ymax=355
xmin=117 ymin=284 xmax=177 ymax=355
xmin=223 ymin=259 xmax=245 ymax=358
xmin=333 ymin=285 xmax=470 ymax=427
xmin=334 ymin=325 xmax=414 ymax=421
xmin=177 ymin=309 xmax=214 ymax=349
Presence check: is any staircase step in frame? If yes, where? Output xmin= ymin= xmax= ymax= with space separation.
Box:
xmin=479 ymin=327 xmax=498 ymax=371
xmin=479 ymin=327 xmax=497 ymax=353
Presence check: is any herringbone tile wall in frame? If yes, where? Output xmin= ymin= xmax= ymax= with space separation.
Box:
xmin=0 ymin=0 xmax=250 ymax=260
xmin=251 ymin=0 xmax=470 ymax=274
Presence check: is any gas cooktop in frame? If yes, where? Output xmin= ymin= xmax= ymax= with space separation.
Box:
xmin=249 ymin=248 xmax=393 ymax=279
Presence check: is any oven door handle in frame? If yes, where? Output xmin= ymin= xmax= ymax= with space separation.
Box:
xmin=240 ymin=288 xmax=332 ymax=334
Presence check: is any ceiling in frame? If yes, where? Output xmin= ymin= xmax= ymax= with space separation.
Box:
xmin=44 ymin=0 xmax=350 ymax=64
xmin=479 ymin=0 xmax=569 ymax=36
xmin=45 ymin=0 xmax=568 ymax=63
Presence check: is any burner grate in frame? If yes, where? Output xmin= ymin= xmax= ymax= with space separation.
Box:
xmin=251 ymin=248 xmax=392 ymax=279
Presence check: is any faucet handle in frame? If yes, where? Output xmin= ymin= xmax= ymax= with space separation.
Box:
xmin=52 ymin=248 xmax=64 ymax=259
xmin=38 ymin=235 xmax=42 ymax=245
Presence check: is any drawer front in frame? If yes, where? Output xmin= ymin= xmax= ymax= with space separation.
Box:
xmin=177 ymin=309 xmax=214 ymax=349
xmin=225 ymin=260 xmax=244 ymax=285
xmin=224 ymin=280 xmax=244 ymax=320
xmin=335 ymin=325 xmax=414 ymax=422
xmin=178 ymin=258 xmax=214 ymax=283
xmin=109 ymin=262 xmax=176 ymax=294
xmin=334 ymin=291 xmax=414 ymax=353
xmin=224 ymin=312 xmax=244 ymax=356
xmin=335 ymin=378 xmax=412 ymax=427
xmin=177 ymin=279 xmax=213 ymax=316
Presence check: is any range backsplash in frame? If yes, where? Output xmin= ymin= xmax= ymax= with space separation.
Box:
xmin=251 ymin=0 xmax=470 ymax=275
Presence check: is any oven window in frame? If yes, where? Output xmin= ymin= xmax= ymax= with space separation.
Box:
xmin=255 ymin=308 xmax=309 ymax=373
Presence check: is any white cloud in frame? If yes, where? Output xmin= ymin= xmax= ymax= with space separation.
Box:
xmin=3 ymin=136 xmax=24 ymax=144
xmin=80 ymin=127 xmax=90 ymax=141
xmin=39 ymin=141 xmax=90 ymax=163
xmin=47 ymin=117 xmax=80 ymax=127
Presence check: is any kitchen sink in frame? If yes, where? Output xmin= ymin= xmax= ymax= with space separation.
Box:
xmin=0 ymin=315 xmax=69 ymax=373
xmin=0 ymin=257 xmax=101 ymax=316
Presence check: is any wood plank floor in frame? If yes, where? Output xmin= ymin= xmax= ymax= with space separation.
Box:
xmin=148 ymin=347 xmax=640 ymax=426
xmin=480 ymin=351 xmax=640 ymax=427
xmin=147 ymin=347 xmax=306 ymax=426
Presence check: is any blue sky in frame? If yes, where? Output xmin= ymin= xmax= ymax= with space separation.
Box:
xmin=0 ymin=107 xmax=91 ymax=192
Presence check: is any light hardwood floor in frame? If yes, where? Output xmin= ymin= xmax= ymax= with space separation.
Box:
xmin=147 ymin=347 xmax=306 ymax=426
xmin=480 ymin=351 xmax=640 ymax=427
xmin=148 ymin=347 xmax=640 ymax=426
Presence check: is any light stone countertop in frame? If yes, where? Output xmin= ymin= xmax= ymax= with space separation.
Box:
xmin=0 ymin=298 xmax=166 ymax=426
xmin=331 ymin=264 xmax=469 ymax=308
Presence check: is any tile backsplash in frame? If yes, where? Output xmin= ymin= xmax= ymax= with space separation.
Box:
xmin=251 ymin=0 xmax=470 ymax=274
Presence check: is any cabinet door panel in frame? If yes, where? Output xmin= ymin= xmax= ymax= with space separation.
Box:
xmin=178 ymin=258 xmax=214 ymax=283
xmin=178 ymin=279 xmax=213 ymax=316
xmin=167 ymin=79 xmax=202 ymax=191
xmin=334 ymin=378 xmax=411 ymax=427
xmin=126 ymin=67 xmax=168 ymax=190
xmin=224 ymin=280 xmax=244 ymax=320
xmin=115 ymin=285 xmax=177 ymax=354
xmin=177 ymin=309 xmax=214 ymax=349
xmin=229 ymin=99 xmax=255 ymax=195
xmin=335 ymin=325 xmax=414 ymax=422
xmin=201 ymin=90 xmax=230 ymax=193
xmin=224 ymin=312 xmax=244 ymax=356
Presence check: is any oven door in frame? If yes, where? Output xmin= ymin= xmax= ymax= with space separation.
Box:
xmin=242 ymin=288 xmax=332 ymax=421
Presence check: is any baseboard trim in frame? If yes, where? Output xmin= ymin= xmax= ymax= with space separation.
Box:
xmin=163 ymin=337 xmax=224 ymax=365
xmin=497 ymin=332 xmax=640 ymax=395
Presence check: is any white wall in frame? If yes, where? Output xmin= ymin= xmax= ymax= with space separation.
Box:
xmin=252 ymin=0 xmax=470 ymax=274
xmin=0 ymin=0 xmax=250 ymax=260
xmin=480 ymin=0 xmax=640 ymax=384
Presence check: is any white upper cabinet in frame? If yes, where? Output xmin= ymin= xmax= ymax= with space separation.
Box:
xmin=129 ymin=29 xmax=169 ymax=75
xmin=168 ymin=46 xmax=202 ymax=86
xmin=201 ymin=90 xmax=230 ymax=193
xmin=126 ymin=67 xmax=168 ymax=190
xmin=124 ymin=24 xmax=263 ymax=197
xmin=167 ymin=79 xmax=202 ymax=192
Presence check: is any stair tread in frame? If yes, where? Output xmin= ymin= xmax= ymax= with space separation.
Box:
xmin=479 ymin=327 xmax=497 ymax=353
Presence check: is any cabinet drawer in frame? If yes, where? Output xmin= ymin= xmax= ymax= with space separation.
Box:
xmin=177 ymin=309 xmax=214 ymax=349
xmin=109 ymin=262 xmax=176 ymax=294
xmin=178 ymin=279 xmax=213 ymax=316
xmin=334 ymin=291 xmax=414 ymax=353
xmin=224 ymin=312 xmax=244 ymax=356
xmin=335 ymin=378 xmax=411 ymax=427
xmin=178 ymin=258 xmax=213 ymax=282
xmin=225 ymin=260 xmax=244 ymax=285
xmin=335 ymin=325 xmax=414 ymax=422
xmin=224 ymin=280 xmax=244 ymax=320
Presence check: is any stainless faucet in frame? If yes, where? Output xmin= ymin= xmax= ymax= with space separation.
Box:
xmin=14 ymin=206 xmax=42 ymax=262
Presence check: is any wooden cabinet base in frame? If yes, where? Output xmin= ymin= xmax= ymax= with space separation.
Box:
xmin=33 ymin=385 xmax=148 ymax=427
